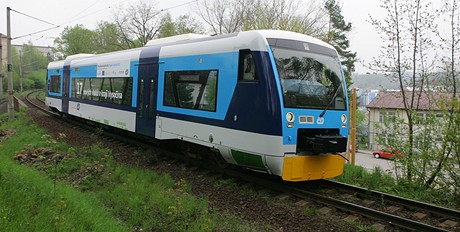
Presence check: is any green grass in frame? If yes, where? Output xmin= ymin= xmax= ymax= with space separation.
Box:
xmin=38 ymin=91 xmax=46 ymax=101
xmin=0 ymin=112 xmax=263 ymax=231
xmin=0 ymin=114 xmax=127 ymax=231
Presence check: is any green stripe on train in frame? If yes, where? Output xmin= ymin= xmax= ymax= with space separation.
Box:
xmin=231 ymin=150 xmax=265 ymax=169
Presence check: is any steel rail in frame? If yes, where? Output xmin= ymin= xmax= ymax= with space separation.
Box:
xmin=25 ymin=90 xmax=55 ymax=115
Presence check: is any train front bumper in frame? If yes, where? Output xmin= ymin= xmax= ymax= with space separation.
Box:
xmin=282 ymin=154 xmax=344 ymax=181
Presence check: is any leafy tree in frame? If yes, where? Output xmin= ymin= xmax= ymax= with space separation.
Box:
xmin=95 ymin=21 xmax=125 ymax=53
xmin=158 ymin=13 xmax=176 ymax=38
xmin=158 ymin=13 xmax=204 ymax=38
xmin=20 ymin=43 xmax=49 ymax=74
xmin=54 ymin=24 xmax=98 ymax=58
xmin=158 ymin=13 xmax=203 ymax=38
xmin=324 ymin=0 xmax=356 ymax=89
xmin=27 ymin=69 xmax=46 ymax=89
xmin=17 ymin=43 xmax=49 ymax=91
xmin=356 ymin=109 xmax=368 ymax=147
xmin=175 ymin=15 xmax=204 ymax=35
xmin=3 ymin=45 xmax=39 ymax=91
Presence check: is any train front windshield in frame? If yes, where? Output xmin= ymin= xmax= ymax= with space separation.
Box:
xmin=268 ymin=38 xmax=346 ymax=110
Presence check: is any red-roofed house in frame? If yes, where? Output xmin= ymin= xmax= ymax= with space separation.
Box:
xmin=366 ymin=91 xmax=448 ymax=150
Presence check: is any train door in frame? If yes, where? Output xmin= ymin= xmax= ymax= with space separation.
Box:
xmin=61 ymin=64 xmax=71 ymax=113
xmin=135 ymin=47 xmax=160 ymax=137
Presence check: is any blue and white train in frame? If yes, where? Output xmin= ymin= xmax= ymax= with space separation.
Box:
xmin=46 ymin=30 xmax=349 ymax=181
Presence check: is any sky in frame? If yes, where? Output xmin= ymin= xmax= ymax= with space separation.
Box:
xmin=0 ymin=0 xmax=447 ymax=73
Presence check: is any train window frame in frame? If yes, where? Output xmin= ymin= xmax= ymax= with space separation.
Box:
xmin=49 ymin=75 xmax=61 ymax=93
xmin=163 ymin=70 xmax=218 ymax=112
xmin=238 ymin=49 xmax=258 ymax=82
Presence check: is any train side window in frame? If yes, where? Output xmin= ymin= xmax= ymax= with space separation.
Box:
xmin=238 ymin=50 xmax=258 ymax=82
xmin=163 ymin=70 xmax=218 ymax=112
xmin=50 ymin=75 xmax=61 ymax=93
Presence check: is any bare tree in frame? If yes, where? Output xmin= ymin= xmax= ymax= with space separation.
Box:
xmin=196 ymin=0 xmax=247 ymax=34
xmin=426 ymin=0 xmax=460 ymax=192
xmin=195 ymin=0 xmax=327 ymax=36
xmin=243 ymin=0 xmax=327 ymax=36
xmin=369 ymin=0 xmax=435 ymax=180
xmin=113 ymin=1 xmax=162 ymax=48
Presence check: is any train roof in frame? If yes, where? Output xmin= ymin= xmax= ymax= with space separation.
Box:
xmin=47 ymin=30 xmax=337 ymax=68
xmin=145 ymin=33 xmax=209 ymax=46
xmin=255 ymin=30 xmax=334 ymax=50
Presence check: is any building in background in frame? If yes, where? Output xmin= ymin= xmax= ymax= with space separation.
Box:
xmin=1 ymin=33 xmax=54 ymax=67
xmin=366 ymin=91 xmax=447 ymax=150
xmin=1 ymin=34 xmax=6 ymax=67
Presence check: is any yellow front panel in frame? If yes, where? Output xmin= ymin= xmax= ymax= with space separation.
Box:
xmin=282 ymin=155 xmax=344 ymax=181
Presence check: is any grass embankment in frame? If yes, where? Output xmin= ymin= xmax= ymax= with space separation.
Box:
xmin=0 ymin=112 xmax=262 ymax=231
xmin=335 ymin=164 xmax=459 ymax=209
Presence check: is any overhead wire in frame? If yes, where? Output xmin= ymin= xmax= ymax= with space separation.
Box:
xmin=9 ymin=8 xmax=58 ymax=27
xmin=9 ymin=0 xmax=201 ymax=44
xmin=160 ymin=0 xmax=200 ymax=12
xmin=13 ymin=26 xmax=60 ymax=40
xmin=61 ymin=0 xmax=105 ymax=25
xmin=9 ymin=8 xmax=60 ymax=40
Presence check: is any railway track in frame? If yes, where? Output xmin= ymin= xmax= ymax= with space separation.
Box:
xmin=25 ymin=91 xmax=460 ymax=231
xmin=222 ymin=168 xmax=459 ymax=231
xmin=299 ymin=180 xmax=459 ymax=231
xmin=25 ymin=90 xmax=55 ymax=116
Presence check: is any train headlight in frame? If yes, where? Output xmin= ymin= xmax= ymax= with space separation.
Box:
xmin=286 ymin=112 xmax=295 ymax=123
xmin=286 ymin=112 xmax=295 ymax=128
xmin=341 ymin=114 xmax=347 ymax=128
xmin=341 ymin=114 xmax=347 ymax=123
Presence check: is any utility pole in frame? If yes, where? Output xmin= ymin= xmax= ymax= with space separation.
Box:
xmin=19 ymin=50 xmax=23 ymax=93
xmin=7 ymin=7 xmax=14 ymax=119
xmin=347 ymin=88 xmax=357 ymax=165
xmin=0 ymin=33 xmax=3 ymax=99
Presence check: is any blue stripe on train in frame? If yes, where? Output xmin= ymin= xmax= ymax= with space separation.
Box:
xmin=157 ymin=51 xmax=283 ymax=136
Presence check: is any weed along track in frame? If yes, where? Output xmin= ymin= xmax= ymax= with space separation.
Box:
xmin=20 ymin=91 xmax=460 ymax=231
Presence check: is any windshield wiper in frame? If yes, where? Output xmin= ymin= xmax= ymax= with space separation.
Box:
xmin=319 ymin=82 xmax=343 ymax=118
